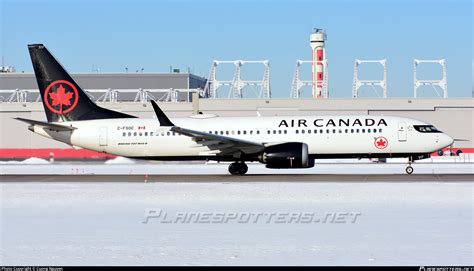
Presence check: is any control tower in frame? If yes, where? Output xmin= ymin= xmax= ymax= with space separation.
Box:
xmin=310 ymin=28 xmax=326 ymax=98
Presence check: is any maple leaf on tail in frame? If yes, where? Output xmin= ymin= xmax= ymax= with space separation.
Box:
xmin=49 ymin=84 xmax=74 ymax=113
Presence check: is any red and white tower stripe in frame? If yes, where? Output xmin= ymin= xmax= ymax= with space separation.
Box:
xmin=310 ymin=29 xmax=326 ymax=99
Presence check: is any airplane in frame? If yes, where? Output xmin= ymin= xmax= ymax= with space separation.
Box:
xmin=16 ymin=44 xmax=454 ymax=175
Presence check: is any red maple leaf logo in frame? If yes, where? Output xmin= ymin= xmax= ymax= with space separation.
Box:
xmin=376 ymin=138 xmax=387 ymax=147
xmin=49 ymin=84 xmax=74 ymax=113
xmin=374 ymin=136 xmax=388 ymax=149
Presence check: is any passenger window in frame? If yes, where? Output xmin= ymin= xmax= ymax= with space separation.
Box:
xmin=314 ymin=129 xmax=318 ymax=134
xmin=273 ymin=130 xmax=277 ymax=134
xmin=320 ymin=129 xmax=323 ymax=134
xmin=308 ymin=129 xmax=311 ymax=134
xmin=237 ymin=131 xmax=241 ymax=135
xmin=345 ymin=129 xmax=348 ymax=133
xmin=379 ymin=128 xmax=382 ymax=133
xmin=150 ymin=132 xmax=153 ymax=136
xmin=257 ymin=130 xmax=260 ymax=134
xmin=284 ymin=130 xmax=287 ymax=134
xmin=356 ymin=129 xmax=359 ymax=133
xmin=326 ymin=129 xmax=330 ymax=133
xmin=226 ymin=131 xmax=229 ymax=135
xmin=362 ymin=129 xmax=365 ymax=133
xmin=338 ymin=129 xmax=342 ymax=133
xmin=296 ymin=130 xmax=299 ymax=134
xmin=145 ymin=132 xmax=148 ymax=136
xmin=134 ymin=132 xmax=137 ymax=136
xmin=302 ymin=130 xmax=305 ymax=134
xmin=128 ymin=132 xmax=132 ymax=136
xmin=123 ymin=132 xmax=126 ymax=136
xmin=332 ymin=129 xmax=336 ymax=133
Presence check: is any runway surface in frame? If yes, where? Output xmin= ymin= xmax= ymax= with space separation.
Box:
xmin=1 ymin=156 xmax=473 ymax=177
xmin=1 ymin=174 xmax=473 ymax=182
xmin=1 ymin=178 xmax=473 ymax=265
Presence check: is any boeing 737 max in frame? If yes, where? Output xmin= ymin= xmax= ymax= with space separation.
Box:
xmin=17 ymin=44 xmax=454 ymax=175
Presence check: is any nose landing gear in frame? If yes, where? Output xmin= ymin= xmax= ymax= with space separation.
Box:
xmin=405 ymin=157 xmax=414 ymax=174
xmin=228 ymin=162 xmax=248 ymax=175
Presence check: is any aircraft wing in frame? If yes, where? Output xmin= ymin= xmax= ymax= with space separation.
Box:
xmin=150 ymin=100 xmax=264 ymax=157
xmin=171 ymin=126 xmax=264 ymax=156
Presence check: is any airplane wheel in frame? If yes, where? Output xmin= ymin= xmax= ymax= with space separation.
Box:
xmin=228 ymin=163 xmax=238 ymax=175
xmin=238 ymin=163 xmax=248 ymax=175
xmin=228 ymin=162 xmax=248 ymax=175
xmin=405 ymin=166 xmax=414 ymax=175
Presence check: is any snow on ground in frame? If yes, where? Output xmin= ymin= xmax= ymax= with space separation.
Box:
xmin=0 ymin=157 xmax=50 ymax=165
xmin=0 ymin=180 xmax=472 ymax=265
xmin=104 ymin=156 xmax=136 ymax=164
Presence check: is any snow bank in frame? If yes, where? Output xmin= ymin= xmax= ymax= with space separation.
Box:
xmin=104 ymin=156 xmax=136 ymax=164
xmin=0 ymin=157 xmax=50 ymax=165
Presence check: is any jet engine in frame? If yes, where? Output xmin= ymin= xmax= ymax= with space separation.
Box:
xmin=258 ymin=142 xmax=314 ymax=169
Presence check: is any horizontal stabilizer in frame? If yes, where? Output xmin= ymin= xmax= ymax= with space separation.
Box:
xmin=15 ymin=117 xmax=76 ymax=131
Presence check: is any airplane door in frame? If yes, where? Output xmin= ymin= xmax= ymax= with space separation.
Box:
xmin=398 ymin=122 xmax=407 ymax=142
xmin=99 ymin=127 xmax=108 ymax=146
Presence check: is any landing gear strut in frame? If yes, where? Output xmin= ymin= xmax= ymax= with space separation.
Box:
xmin=405 ymin=157 xmax=414 ymax=174
xmin=228 ymin=162 xmax=248 ymax=175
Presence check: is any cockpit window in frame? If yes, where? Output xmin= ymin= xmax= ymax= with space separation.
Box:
xmin=413 ymin=125 xmax=442 ymax=133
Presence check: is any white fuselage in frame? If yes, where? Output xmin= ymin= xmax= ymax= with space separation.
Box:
xmin=32 ymin=115 xmax=454 ymax=160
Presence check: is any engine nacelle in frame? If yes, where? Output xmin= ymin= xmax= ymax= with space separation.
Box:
xmin=259 ymin=142 xmax=314 ymax=169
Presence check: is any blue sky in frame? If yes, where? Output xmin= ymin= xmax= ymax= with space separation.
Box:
xmin=1 ymin=0 xmax=472 ymax=97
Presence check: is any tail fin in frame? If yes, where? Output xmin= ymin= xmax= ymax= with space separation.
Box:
xmin=28 ymin=44 xmax=135 ymax=122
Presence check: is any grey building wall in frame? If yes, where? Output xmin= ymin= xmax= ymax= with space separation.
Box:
xmin=1 ymin=98 xmax=472 ymax=149
xmin=189 ymin=74 xmax=207 ymax=89
xmin=0 ymin=72 xmax=206 ymax=90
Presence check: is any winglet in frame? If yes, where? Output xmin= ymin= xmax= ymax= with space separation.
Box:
xmin=150 ymin=100 xmax=174 ymax=126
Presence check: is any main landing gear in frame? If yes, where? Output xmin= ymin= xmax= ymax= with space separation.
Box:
xmin=228 ymin=162 xmax=248 ymax=175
